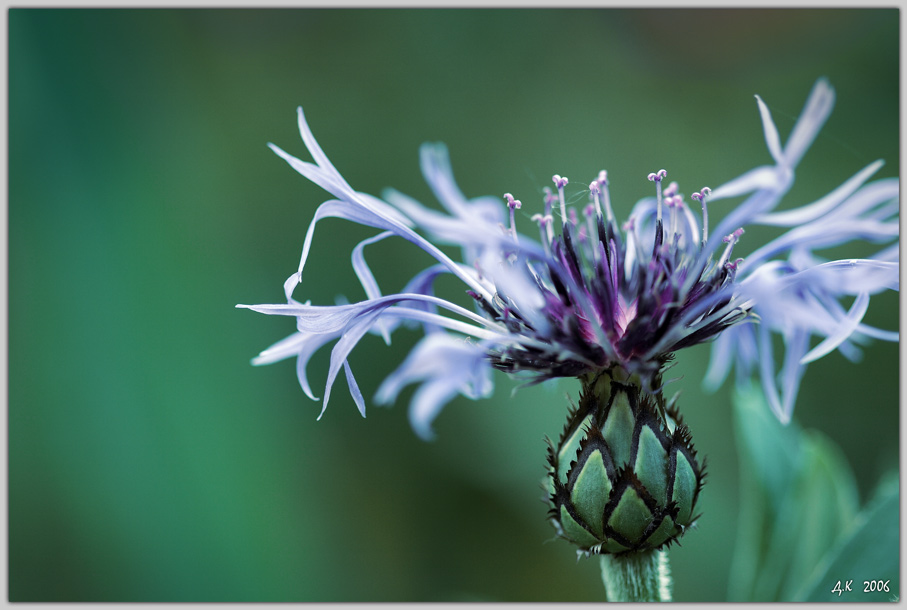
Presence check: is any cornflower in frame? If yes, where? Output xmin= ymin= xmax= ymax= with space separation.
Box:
xmin=239 ymin=79 xmax=898 ymax=589
xmin=239 ymin=78 xmax=898 ymax=438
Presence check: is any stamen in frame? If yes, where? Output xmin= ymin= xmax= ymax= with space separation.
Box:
xmin=663 ymin=181 xmax=679 ymax=198
xmin=624 ymin=215 xmax=646 ymax=263
xmin=647 ymin=169 xmax=667 ymax=224
xmin=718 ymin=227 xmax=745 ymax=268
xmin=667 ymin=195 xmax=680 ymax=241
xmin=596 ymin=171 xmax=616 ymax=225
xmin=504 ymin=192 xmax=522 ymax=243
xmin=552 ymin=174 xmax=569 ymax=226
xmin=584 ymin=203 xmax=598 ymax=262
xmin=568 ymin=207 xmax=578 ymax=227
xmin=532 ymin=213 xmax=553 ymax=256
xmin=723 ymin=257 xmax=744 ymax=281
xmin=589 ymin=180 xmax=603 ymax=220
xmin=691 ymin=187 xmax=711 ymax=244
xmin=542 ymin=187 xmax=556 ymax=217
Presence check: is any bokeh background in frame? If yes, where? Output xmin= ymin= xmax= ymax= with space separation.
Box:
xmin=9 ymin=8 xmax=899 ymax=602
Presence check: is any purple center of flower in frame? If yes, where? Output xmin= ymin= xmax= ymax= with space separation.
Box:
xmin=473 ymin=170 xmax=747 ymax=387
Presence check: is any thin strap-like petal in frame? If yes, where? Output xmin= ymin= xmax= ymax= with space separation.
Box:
xmin=754 ymin=160 xmax=884 ymax=226
xmin=755 ymin=94 xmax=784 ymax=165
xmin=799 ymin=292 xmax=869 ymax=364
xmin=779 ymin=327 xmax=809 ymax=423
xmin=782 ymin=78 xmax=835 ymax=168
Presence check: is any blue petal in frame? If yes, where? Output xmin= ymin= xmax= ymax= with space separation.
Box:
xmin=409 ymin=380 xmax=460 ymax=441
xmin=352 ymin=231 xmax=395 ymax=344
xmin=755 ymin=94 xmax=784 ymax=165
xmin=779 ymin=327 xmax=809 ymax=423
xmin=703 ymin=331 xmax=734 ymax=391
xmin=799 ymin=292 xmax=869 ymax=364
xmin=757 ymin=323 xmax=787 ymax=423
xmin=782 ymin=78 xmax=835 ymax=168
xmin=375 ymin=333 xmax=493 ymax=440
xmin=343 ymin=360 xmax=367 ymax=418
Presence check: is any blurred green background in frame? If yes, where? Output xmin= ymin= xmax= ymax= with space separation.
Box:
xmin=9 ymin=8 xmax=898 ymax=602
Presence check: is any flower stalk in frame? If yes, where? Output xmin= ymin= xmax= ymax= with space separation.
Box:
xmin=600 ymin=549 xmax=672 ymax=602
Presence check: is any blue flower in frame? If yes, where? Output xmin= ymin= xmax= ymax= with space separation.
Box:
xmin=239 ymin=79 xmax=898 ymax=438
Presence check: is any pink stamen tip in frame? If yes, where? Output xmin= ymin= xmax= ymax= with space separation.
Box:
xmin=691 ymin=193 xmax=702 ymax=201
xmin=552 ymin=175 xmax=569 ymax=188
xmin=503 ymin=193 xmax=515 ymax=204
xmin=569 ymin=208 xmax=578 ymax=225
xmin=589 ymin=181 xmax=601 ymax=194
xmin=700 ymin=187 xmax=712 ymax=197
xmin=584 ymin=203 xmax=596 ymax=217
xmin=657 ymin=169 xmax=667 ymax=180
xmin=723 ymin=228 xmax=745 ymax=243
xmin=597 ymin=170 xmax=608 ymax=184
xmin=647 ymin=173 xmax=657 ymax=182
xmin=663 ymin=181 xmax=679 ymax=197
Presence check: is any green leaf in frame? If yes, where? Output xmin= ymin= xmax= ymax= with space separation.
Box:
xmin=795 ymin=474 xmax=899 ymax=602
xmin=729 ymin=384 xmax=860 ymax=602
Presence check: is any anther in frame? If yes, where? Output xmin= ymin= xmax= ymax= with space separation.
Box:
xmin=724 ymin=257 xmax=744 ymax=281
xmin=623 ymin=215 xmax=647 ymax=263
xmin=663 ymin=181 xmax=679 ymax=198
xmin=504 ymin=194 xmax=521 ymax=211
xmin=552 ymin=174 xmax=569 ymax=226
xmin=543 ymin=187 xmax=556 ymax=217
xmin=597 ymin=170 xmax=615 ymax=224
xmin=584 ymin=203 xmax=598 ymax=261
xmin=691 ymin=187 xmax=711 ymax=244
xmin=666 ymin=195 xmax=681 ymax=239
xmin=504 ymin=193 xmax=522 ymax=243
xmin=718 ymin=228 xmax=745 ymax=268
xmin=649 ymin=169 xmax=667 ymax=227
xmin=588 ymin=181 xmax=604 ymax=226
xmin=647 ymin=169 xmax=667 ymax=182
xmin=532 ymin=213 xmax=554 ymax=256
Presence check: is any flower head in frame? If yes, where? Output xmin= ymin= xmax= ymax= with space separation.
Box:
xmin=239 ymin=79 xmax=898 ymax=438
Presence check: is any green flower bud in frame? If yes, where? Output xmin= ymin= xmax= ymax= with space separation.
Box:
xmin=546 ymin=367 xmax=705 ymax=555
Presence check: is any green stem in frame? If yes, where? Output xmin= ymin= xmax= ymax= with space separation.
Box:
xmin=600 ymin=550 xmax=672 ymax=602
